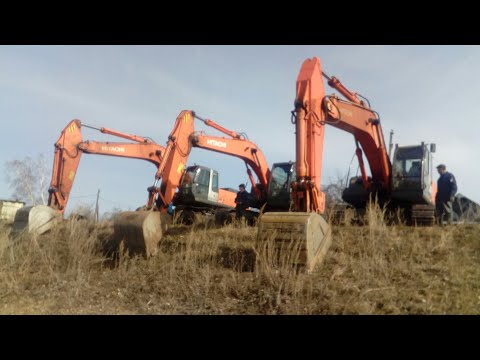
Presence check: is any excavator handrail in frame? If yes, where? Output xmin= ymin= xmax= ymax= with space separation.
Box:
xmin=81 ymin=122 xmax=155 ymax=144
xmin=192 ymin=112 xmax=244 ymax=140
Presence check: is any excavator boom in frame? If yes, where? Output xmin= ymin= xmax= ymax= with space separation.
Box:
xmin=258 ymin=58 xmax=332 ymax=272
xmin=190 ymin=132 xmax=270 ymax=201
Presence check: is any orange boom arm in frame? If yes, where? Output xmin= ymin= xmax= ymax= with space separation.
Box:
xmin=48 ymin=119 xmax=165 ymax=213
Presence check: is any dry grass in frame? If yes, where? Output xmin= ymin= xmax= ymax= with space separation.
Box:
xmin=0 ymin=204 xmax=479 ymax=314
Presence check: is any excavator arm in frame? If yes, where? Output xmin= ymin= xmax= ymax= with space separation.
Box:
xmin=191 ymin=112 xmax=270 ymax=202
xmin=190 ymin=132 xmax=270 ymax=201
xmin=47 ymin=119 xmax=165 ymax=213
xmin=290 ymin=57 xmax=327 ymax=213
xmin=290 ymin=57 xmax=391 ymax=214
xmin=322 ymin=75 xmax=391 ymax=194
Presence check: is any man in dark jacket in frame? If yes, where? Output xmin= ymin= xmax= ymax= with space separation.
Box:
xmin=435 ymin=164 xmax=457 ymax=225
xmin=235 ymin=184 xmax=250 ymax=222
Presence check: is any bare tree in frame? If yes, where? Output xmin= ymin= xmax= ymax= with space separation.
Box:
xmin=4 ymin=154 xmax=50 ymax=206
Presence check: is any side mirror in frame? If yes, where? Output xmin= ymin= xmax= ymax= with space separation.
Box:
xmin=430 ymin=143 xmax=436 ymax=153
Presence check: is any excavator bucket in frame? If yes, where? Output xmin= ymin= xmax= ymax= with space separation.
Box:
xmin=111 ymin=211 xmax=163 ymax=257
xmin=256 ymin=212 xmax=332 ymax=273
xmin=12 ymin=205 xmax=62 ymax=236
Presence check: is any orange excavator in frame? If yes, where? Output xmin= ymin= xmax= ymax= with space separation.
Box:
xmin=114 ymin=110 xmax=270 ymax=255
xmin=169 ymin=112 xmax=270 ymax=225
xmin=13 ymin=119 xmax=169 ymax=235
xmin=141 ymin=111 xmax=269 ymax=212
xmin=258 ymin=57 xmax=437 ymax=272
xmin=14 ymin=110 xmax=270 ymax=248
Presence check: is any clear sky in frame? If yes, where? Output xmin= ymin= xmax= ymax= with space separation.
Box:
xmin=1 ymin=45 xmax=478 ymax=215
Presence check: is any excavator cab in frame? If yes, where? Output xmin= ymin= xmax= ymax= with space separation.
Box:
xmin=391 ymin=143 xmax=435 ymax=206
xmin=265 ymin=162 xmax=296 ymax=211
xmin=174 ymin=165 xmax=234 ymax=210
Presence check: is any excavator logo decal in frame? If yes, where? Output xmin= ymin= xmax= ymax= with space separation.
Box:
xmin=183 ymin=113 xmax=191 ymax=123
xmin=101 ymin=146 xmax=125 ymax=153
xmin=339 ymin=108 xmax=353 ymax=117
xmin=67 ymin=124 xmax=77 ymax=133
xmin=68 ymin=170 xmax=75 ymax=181
xmin=206 ymin=139 xmax=227 ymax=149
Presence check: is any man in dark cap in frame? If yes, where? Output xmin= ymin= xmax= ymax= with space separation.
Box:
xmin=435 ymin=164 xmax=457 ymax=225
xmin=235 ymin=183 xmax=251 ymax=222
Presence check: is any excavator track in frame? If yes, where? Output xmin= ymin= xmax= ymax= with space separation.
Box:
xmin=410 ymin=204 xmax=436 ymax=226
xmin=257 ymin=212 xmax=332 ymax=273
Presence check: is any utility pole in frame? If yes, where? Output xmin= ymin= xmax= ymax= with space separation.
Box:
xmin=388 ymin=130 xmax=394 ymax=159
xmin=95 ymin=189 xmax=100 ymax=223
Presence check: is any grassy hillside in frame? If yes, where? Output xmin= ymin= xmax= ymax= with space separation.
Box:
xmin=1 ymin=208 xmax=479 ymax=314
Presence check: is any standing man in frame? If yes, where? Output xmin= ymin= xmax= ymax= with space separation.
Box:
xmin=435 ymin=164 xmax=457 ymax=225
xmin=235 ymin=183 xmax=250 ymax=222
